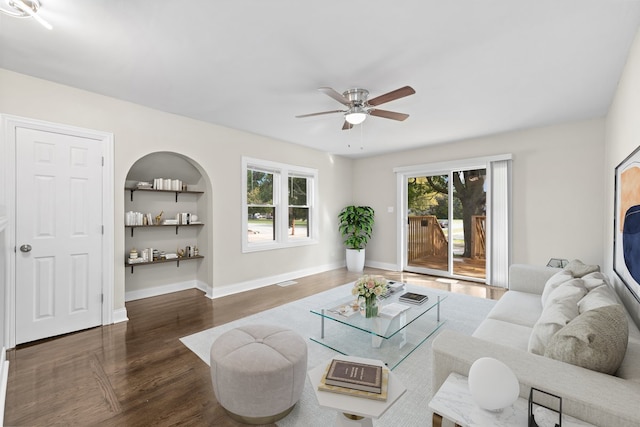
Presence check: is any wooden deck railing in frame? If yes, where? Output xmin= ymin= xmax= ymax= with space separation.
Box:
xmin=407 ymin=216 xmax=447 ymax=262
xmin=471 ymin=215 xmax=486 ymax=260
xmin=407 ymin=215 xmax=486 ymax=263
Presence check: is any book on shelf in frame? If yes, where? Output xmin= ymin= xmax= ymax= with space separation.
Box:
xmin=399 ymin=292 xmax=429 ymax=305
xmin=318 ymin=361 xmax=389 ymax=401
xmin=324 ymin=359 xmax=383 ymax=393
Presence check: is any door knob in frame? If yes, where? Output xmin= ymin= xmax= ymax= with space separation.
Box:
xmin=20 ymin=244 xmax=32 ymax=253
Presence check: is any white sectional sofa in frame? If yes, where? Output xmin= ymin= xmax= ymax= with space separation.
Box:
xmin=432 ymin=263 xmax=640 ymax=427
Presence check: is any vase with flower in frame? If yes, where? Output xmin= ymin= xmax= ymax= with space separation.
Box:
xmin=352 ymin=275 xmax=388 ymax=318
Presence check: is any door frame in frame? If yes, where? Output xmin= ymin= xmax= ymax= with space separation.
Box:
xmin=394 ymin=154 xmax=512 ymax=284
xmin=1 ymin=115 xmax=114 ymax=349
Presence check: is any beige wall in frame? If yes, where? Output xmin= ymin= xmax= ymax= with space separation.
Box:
xmin=3 ymin=49 xmax=633 ymax=318
xmin=605 ymin=27 xmax=640 ymax=324
xmin=0 ymin=69 xmax=352 ymax=312
xmin=353 ymin=119 xmax=606 ymax=271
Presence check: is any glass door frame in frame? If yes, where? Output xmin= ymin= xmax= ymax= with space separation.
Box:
xmin=394 ymin=154 xmax=512 ymax=284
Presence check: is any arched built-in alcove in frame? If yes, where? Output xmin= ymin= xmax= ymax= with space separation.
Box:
xmin=124 ymin=152 xmax=212 ymax=301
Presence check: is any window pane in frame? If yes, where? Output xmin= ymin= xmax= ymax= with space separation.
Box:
xmin=247 ymin=170 xmax=273 ymax=205
xmin=452 ymin=168 xmax=486 ymax=278
xmin=289 ymin=176 xmax=307 ymax=206
xmin=248 ymin=207 xmax=275 ymax=243
xmin=289 ymin=207 xmax=309 ymax=240
xmin=407 ymin=174 xmax=449 ymax=272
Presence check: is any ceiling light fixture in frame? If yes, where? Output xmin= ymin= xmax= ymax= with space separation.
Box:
xmin=0 ymin=0 xmax=52 ymax=30
xmin=345 ymin=107 xmax=367 ymax=125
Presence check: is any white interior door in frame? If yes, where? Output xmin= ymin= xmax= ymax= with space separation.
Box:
xmin=15 ymin=127 xmax=104 ymax=344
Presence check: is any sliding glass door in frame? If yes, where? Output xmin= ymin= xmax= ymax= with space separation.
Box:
xmin=405 ymin=168 xmax=487 ymax=281
xmin=406 ymin=173 xmax=451 ymax=274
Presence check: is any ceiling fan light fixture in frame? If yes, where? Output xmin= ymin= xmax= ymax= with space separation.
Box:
xmin=345 ymin=108 xmax=367 ymax=125
xmin=0 ymin=0 xmax=52 ymax=30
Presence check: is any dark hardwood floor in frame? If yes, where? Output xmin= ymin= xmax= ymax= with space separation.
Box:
xmin=4 ymin=268 xmax=505 ymax=426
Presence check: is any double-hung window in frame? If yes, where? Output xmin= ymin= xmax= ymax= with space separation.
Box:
xmin=242 ymin=157 xmax=317 ymax=252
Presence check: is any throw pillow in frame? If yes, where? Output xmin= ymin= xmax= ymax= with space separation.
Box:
xmin=563 ymin=259 xmax=600 ymax=278
xmin=544 ymin=304 xmax=629 ymax=375
xmin=581 ymin=271 xmax=612 ymax=291
xmin=541 ymin=270 xmax=573 ymax=306
xmin=528 ymin=279 xmax=587 ymax=355
xmin=578 ymin=284 xmax=620 ymax=313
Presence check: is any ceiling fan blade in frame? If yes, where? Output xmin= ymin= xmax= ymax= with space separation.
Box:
xmin=318 ymin=87 xmax=350 ymax=106
xmin=296 ymin=110 xmax=345 ymax=118
xmin=369 ymin=109 xmax=410 ymax=121
xmin=342 ymin=121 xmax=353 ymax=130
xmin=367 ymin=86 xmax=415 ymax=107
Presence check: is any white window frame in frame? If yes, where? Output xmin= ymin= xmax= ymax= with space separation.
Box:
xmin=242 ymin=157 xmax=318 ymax=252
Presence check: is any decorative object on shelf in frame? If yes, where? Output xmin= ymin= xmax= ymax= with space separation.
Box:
xmin=154 ymin=210 xmax=163 ymax=225
xmin=129 ymin=248 xmax=138 ymax=260
xmin=528 ymin=387 xmax=562 ymax=427
xmin=338 ymin=205 xmax=375 ymax=272
xmin=352 ymin=275 xmax=387 ymax=318
xmin=153 ymin=178 xmax=183 ymax=191
xmin=468 ymin=357 xmax=519 ymax=411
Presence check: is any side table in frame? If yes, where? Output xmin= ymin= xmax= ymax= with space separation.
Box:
xmin=308 ymin=355 xmax=406 ymax=426
xmin=429 ymin=372 xmax=595 ymax=427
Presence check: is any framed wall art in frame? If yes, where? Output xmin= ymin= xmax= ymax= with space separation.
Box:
xmin=614 ymin=144 xmax=640 ymax=303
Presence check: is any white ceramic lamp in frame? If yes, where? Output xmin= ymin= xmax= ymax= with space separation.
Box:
xmin=468 ymin=357 xmax=519 ymax=411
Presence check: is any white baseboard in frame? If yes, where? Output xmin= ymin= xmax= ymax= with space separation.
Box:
xmin=365 ymin=260 xmax=400 ymax=271
xmin=208 ymin=262 xmax=344 ymax=299
xmin=111 ymin=308 xmax=129 ymax=324
xmin=125 ymin=280 xmax=199 ymax=302
xmin=0 ymin=347 xmax=8 ymax=425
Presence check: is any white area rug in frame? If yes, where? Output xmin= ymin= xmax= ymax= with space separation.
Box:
xmin=180 ymin=283 xmax=496 ymax=427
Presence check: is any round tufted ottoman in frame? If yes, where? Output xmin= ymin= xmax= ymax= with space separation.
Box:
xmin=210 ymin=324 xmax=308 ymax=425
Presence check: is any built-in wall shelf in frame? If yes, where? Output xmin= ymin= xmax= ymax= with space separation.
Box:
xmin=126 ymin=255 xmax=204 ymax=273
xmin=127 ymin=187 xmax=204 ymax=202
xmin=125 ymin=223 xmax=204 ymax=237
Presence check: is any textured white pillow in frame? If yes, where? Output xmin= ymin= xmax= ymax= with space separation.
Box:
xmin=581 ymin=271 xmax=612 ymax=292
xmin=541 ymin=270 xmax=573 ymax=306
xmin=528 ymin=279 xmax=587 ymax=355
xmin=578 ymin=285 xmax=620 ymax=313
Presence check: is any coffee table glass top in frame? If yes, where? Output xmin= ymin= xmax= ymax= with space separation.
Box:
xmin=310 ymin=282 xmax=447 ymax=369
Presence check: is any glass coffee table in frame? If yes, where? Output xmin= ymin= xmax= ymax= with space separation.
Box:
xmin=310 ymin=282 xmax=446 ymax=370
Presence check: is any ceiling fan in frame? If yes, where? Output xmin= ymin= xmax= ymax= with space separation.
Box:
xmin=296 ymin=86 xmax=416 ymax=130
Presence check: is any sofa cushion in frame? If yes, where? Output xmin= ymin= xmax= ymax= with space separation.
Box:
xmin=473 ymin=318 xmax=533 ymax=351
xmin=541 ymin=270 xmax=573 ymax=306
xmin=544 ymin=305 xmax=628 ymax=375
xmin=581 ymin=271 xmax=612 ymax=291
xmin=528 ymin=279 xmax=587 ymax=355
xmin=484 ymin=290 xmax=542 ymax=328
xmin=617 ymin=336 xmax=640 ymax=382
xmin=562 ymin=259 xmax=600 ymax=278
xmin=578 ymin=284 xmax=620 ymax=313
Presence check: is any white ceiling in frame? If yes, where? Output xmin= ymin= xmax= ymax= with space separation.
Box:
xmin=1 ymin=1 xmax=640 ymax=158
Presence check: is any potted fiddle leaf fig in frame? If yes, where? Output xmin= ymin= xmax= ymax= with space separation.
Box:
xmin=338 ymin=205 xmax=375 ymax=272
